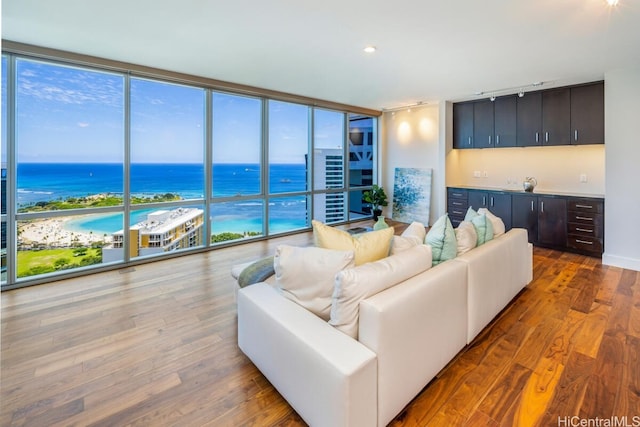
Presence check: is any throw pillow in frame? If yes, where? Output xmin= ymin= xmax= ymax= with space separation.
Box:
xmin=455 ymin=221 xmax=477 ymax=255
xmin=330 ymin=244 xmax=433 ymax=339
xmin=464 ymin=207 xmax=494 ymax=246
xmin=478 ymin=208 xmax=505 ymax=237
xmin=390 ymin=221 xmax=427 ymax=255
xmin=425 ymin=214 xmax=457 ymax=265
xmin=237 ymin=255 xmax=275 ymax=288
xmin=312 ymin=220 xmax=394 ymax=265
xmin=274 ymin=245 xmax=355 ymax=321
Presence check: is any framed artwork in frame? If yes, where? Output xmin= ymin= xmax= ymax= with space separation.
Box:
xmin=392 ymin=167 xmax=432 ymax=226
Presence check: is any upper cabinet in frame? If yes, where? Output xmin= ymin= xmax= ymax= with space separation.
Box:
xmin=516 ymin=91 xmax=542 ymax=147
xmin=493 ymin=95 xmax=517 ymax=147
xmin=453 ymin=102 xmax=474 ymax=149
xmin=454 ymin=81 xmax=604 ymax=149
xmin=542 ymin=88 xmax=571 ymax=146
xmin=570 ymin=82 xmax=604 ymax=145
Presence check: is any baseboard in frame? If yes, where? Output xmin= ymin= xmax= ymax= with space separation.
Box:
xmin=602 ymin=252 xmax=640 ymax=272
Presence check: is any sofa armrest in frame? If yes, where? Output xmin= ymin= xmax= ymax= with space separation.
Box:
xmin=359 ymin=260 xmax=468 ymax=427
xmin=237 ymin=282 xmax=377 ymax=427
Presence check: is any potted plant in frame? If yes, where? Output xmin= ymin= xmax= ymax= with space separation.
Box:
xmin=363 ymin=184 xmax=388 ymax=221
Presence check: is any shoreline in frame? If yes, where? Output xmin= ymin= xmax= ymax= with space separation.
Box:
xmin=18 ymin=217 xmax=113 ymax=249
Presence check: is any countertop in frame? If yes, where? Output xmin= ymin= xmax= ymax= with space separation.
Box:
xmin=448 ymin=185 xmax=605 ymax=200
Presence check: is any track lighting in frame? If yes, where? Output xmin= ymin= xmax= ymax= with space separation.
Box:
xmin=490 ymin=95 xmax=496 ymax=102
xmin=518 ymin=91 xmax=525 ymax=98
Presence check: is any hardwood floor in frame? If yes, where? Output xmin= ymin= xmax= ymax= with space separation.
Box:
xmin=1 ymin=229 xmax=639 ymax=426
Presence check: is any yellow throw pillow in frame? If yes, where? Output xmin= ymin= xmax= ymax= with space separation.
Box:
xmin=312 ymin=220 xmax=394 ymax=265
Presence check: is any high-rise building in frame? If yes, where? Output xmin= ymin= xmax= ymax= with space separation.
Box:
xmin=102 ymin=207 xmax=204 ymax=263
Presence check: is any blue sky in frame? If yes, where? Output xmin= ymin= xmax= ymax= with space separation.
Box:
xmin=3 ymin=57 xmax=345 ymax=165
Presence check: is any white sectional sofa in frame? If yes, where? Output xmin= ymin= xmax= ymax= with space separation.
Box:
xmin=237 ymin=227 xmax=532 ymax=427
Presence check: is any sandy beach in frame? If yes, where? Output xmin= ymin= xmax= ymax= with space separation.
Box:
xmin=18 ymin=217 xmax=113 ymax=248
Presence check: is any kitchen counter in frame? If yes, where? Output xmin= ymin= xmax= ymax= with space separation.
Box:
xmin=447 ymin=185 xmax=604 ymax=200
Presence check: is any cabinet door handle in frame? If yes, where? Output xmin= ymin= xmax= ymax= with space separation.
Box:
xmin=482 ymin=196 xmax=486 ymax=206
xmin=576 ymin=227 xmax=593 ymax=233
xmin=531 ymin=200 xmax=534 ymax=211
xmin=575 ymin=130 xmax=578 ymax=141
xmin=468 ymin=136 xmax=472 ymax=146
xmin=489 ymin=135 xmax=492 ymax=145
xmin=490 ymin=196 xmax=494 ymax=207
xmin=535 ymin=132 xmax=539 ymax=143
xmin=452 ymin=201 xmax=462 ymax=206
xmin=545 ymin=131 xmax=549 ymax=142
xmin=575 ymin=204 xmax=593 ymax=209
xmin=576 ymin=239 xmax=593 ymax=245
xmin=452 ymin=192 xmax=463 ymax=197
xmin=541 ymin=201 xmax=544 ymax=213
xmin=496 ymin=135 xmax=500 ymax=145
xmin=576 ymin=216 xmax=593 ymax=221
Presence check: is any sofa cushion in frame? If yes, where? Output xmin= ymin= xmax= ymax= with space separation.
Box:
xmin=237 ymin=256 xmax=276 ymax=288
xmin=464 ymin=207 xmax=494 ymax=246
xmin=478 ymin=208 xmax=505 ymax=237
xmin=390 ymin=221 xmax=426 ymax=255
xmin=425 ymin=214 xmax=457 ymax=265
xmin=274 ymin=245 xmax=355 ymax=321
xmin=312 ymin=220 xmax=394 ymax=265
xmin=455 ymin=221 xmax=477 ymax=255
xmin=330 ymin=244 xmax=433 ymax=339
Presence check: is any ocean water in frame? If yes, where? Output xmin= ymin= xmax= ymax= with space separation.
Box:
xmin=17 ymin=163 xmax=308 ymax=234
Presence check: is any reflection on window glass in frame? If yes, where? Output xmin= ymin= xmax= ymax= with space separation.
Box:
xmin=349 ymin=189 xmax=371 ymax=221
xmin=212 ymin=93 xmax=262 ymax=197
xmin=17 ymin=214 xmax=123 ymax=278
xmin=269 ymin=195 xmax=308 ymax=233
xmin=268 ymin=100 xmax=309 ymax=194
xmin=15 ymin=59 xmax=125 ymax=280
xmin=313 ymin=192 xmax=346 ymax=224
xmin=211 ymin=200 xmax=263 ymax=244
xmin=1 ymin=56 xmax=7 ymax=283
xmin=130 ymin=78 xmax=205 ymax=203
xmin=348 ymin=114 xmax=375 ymax=189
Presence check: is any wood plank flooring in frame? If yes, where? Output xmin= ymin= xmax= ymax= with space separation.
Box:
xmin=1 ymin=228 xmax=639 ymax=426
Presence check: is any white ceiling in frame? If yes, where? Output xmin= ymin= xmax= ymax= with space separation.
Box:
xmin=3 ymin=0 xmax=640 ymax=111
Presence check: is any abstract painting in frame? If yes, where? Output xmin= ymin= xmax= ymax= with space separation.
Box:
xmin=392 ymin=167 xmax=432 ymax=226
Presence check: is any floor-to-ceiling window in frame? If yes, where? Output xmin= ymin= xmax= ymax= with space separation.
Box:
xmin=1 ymin=50 xmax=379 ymax=289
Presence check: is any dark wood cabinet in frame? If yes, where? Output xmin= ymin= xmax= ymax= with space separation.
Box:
xmin=453 ymin=103 xmax=474 ymax=149
xmin=447 ymin=188 xmax=468 ymax=227
xmin=538 ymin=196 xmax=567 ymax=247
xmin=566 ymin=197 xmax=604 ymax=255
xmin=570 ymin=82 xmax=604 ymax=145
xmin=511 ymin=194 xmax=538 ymax=244
xmin=516 ymin=91 xmax=542 ymax=146
xmin=468 ymin=190 xmax=512 ymax=230
xmin=493 ymin=95 xmax=517 ymax=147
xmin=542 ymin=88 xmax=571 ymax=145
xmin=473 ymin=100 xmax=494 ymax=148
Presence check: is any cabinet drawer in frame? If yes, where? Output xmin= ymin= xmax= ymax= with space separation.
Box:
xmin=568 ymin=199 xmax=603 ymax=214
xmin=448 ymin=207 xmax=467 ymax=218
xmin=448 ymin=188 xmax=468 ymax=200
xmin=567 ymin=236 xmax=603 ymax=254
xmin=448 ymin=199 xmax=467 ymax=209
xmin=567 ymin=211 xmax=603 ymax=228
xmin=568 ymin=222 xmax=603 ymax=239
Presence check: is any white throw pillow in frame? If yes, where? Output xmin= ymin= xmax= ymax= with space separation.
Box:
xmin=330 ymin=244 xmax=433 ymax=339
xmin=274 ymin=245 xmax=355 ymax=321
xmin=390 ymin=221 xmax=426 ymax=255
xmin=478 ymin=208 xmax=506 ymax=237
xmin=312 ymin=220 xmax=394 ymax=265
xmin=455 ymin=220 xmax=478 ymax=255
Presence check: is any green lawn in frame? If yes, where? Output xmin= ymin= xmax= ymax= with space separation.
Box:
xmin=17 ymin=247 xmax=102 ymax=278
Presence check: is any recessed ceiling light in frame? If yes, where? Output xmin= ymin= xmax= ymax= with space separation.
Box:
xmin=363 ymin=46 xmax=376 ymax=53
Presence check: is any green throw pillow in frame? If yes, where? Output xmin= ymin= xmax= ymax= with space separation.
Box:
xmin=426 ymin=214 xmax=457 ymax=265
xmin=464 ymin=207 xmax=494 ymax=246
xmin=238 ymin=256 xmax=275 ymax=288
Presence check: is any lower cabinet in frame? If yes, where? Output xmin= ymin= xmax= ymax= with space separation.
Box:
xmin=448 ymin=187 xmax=604 ymax=257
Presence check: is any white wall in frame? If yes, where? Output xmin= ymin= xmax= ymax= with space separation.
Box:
xmin=447 ymin=145 xmax=605 ymax=195
xmin=603 ymin=66 xmax=640 ymax=271
xmin=381 ymin=104 xmax=441 ymax=226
